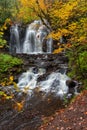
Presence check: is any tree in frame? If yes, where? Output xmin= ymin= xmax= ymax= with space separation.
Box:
xmin=43 ymin=0 xmax=87 ymax=87
xmin=0 ymin=0 xmax=19 ymax=24
xmin=17 ymin=0 xmax=53 ymax=24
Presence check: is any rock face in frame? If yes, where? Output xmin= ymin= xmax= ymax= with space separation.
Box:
xmin=16 ymin=52 xmax=68 ymax=72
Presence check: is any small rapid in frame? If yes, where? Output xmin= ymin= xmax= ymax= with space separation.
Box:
xmin=17 ymin=67 xmax=70 ymax=99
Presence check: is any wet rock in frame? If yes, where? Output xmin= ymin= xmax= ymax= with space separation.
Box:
xmin=37 ymin=72 xmax=50 ymax=82
xmin=32 ymin=67 xmax=38 ymax=74
xmin=16 ymin=53 xmax=68 ymax=73
xmin=66 ymin=80 xmax=77 ymax=88
xmin=66 ymin=80 xmax=79 ymax=94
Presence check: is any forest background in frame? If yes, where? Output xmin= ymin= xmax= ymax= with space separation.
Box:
xmin=0 ymin=0 xmax=87 ymax=98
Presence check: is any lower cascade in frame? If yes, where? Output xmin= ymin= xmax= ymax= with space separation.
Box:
xmin=10 ymin=20 xmax=53 ymax=54
xmin=17 ymin=67 xmax=70 ymax=98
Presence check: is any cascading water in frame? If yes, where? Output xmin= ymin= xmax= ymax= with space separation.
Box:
xmin=46 ymin=38 xmax=53 ymax=53
xmin=10 ymin=24 xmax=21 ymax=53
xmin=23 ymin=30 xmax=36 ymax=53
xmin=10 ymin=20 xmax=53 ymax=54
xmin=17 ymin=67 xmax=70 ymax=98
xmin=9 ymin=20 xmax=79 ymax=100
xmin=8 ymin=19 xmax=79 ymax=113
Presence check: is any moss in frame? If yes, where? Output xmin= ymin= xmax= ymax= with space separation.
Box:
xmin=0 ymin=53 xmax=23 ymax=82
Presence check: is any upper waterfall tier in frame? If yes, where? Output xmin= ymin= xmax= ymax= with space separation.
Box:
xmin=10 ymin=20 xmax=53 ymax=54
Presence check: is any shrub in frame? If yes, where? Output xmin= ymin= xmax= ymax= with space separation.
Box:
xmin=67 ymin=44 xmax=87 ymax=89
xmin=0 ymin=53 xmax=23 ymax=73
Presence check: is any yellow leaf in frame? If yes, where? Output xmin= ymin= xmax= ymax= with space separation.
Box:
xmin=6 ymin=95 xmax=13 ymax=100
xmin=1 ymin=82 xmax=6 ymax=86
xmin=53 ymin=47 xmax=64 ymax=54
xmin=9 ymin=76 xmax=14 ymax=81
xmin=13 ymin=82 xmax=20 ymax=91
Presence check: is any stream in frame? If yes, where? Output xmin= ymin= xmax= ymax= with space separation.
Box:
xmin=0 ymin=53 xmax=71 ymax=130
xmin=0 ymin=20 xmax=78 ymax=130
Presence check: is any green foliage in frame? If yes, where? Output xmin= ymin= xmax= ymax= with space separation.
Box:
xmin=78 ymin=51 xmax=87 ymax=73
xmin=66 ymin=43 xmax=87 ymax=88
xmin=0 ymin=0 xmax=19 ymax=24
xmin=0 ymin=91 xmax=13 ymax=99
xmin=0 ymin=53 xmax=23 ymax=73
xmin=0 ymin=34 xmax=7 ymax=47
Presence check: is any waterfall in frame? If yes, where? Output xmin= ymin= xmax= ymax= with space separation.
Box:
xmin=46 ymin=38 xmax=53 ymax=53
xmin=23 ymin=30 xmax=36 ymax=53
xmin=10 ymin=24 xmax=21 ymax=53
xmin=17 ymin=67 xmax=70 ymax=98
xmin=10 ymin=20 xmax=53 ymax=54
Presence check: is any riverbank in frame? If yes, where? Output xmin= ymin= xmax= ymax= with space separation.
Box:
xmin=39 ymin=90 xmax=87 ymax=130
xmin=0 ymin=89 xmax=87 ymax=130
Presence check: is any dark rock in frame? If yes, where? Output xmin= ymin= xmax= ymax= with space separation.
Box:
xmin=66 ymin=80 xmax=79 ymax=94
xmin=32 ymin=67 xmax=38 ymax=74
xmin=66 ymin=80 xmax=77 ymax=88
xmin=60 ymin=35 xmax=67 ymax=44
xmin=43 ymin=39 xmax=47 ymax=52
xmin=58 ymin=68 xmax=66 ymax=74
xmin=16 ymin=53 xmax=68 ymax=73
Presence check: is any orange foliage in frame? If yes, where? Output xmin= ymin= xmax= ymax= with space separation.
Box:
xmin=53 ymin=47 xmax=64 ymax=54
xmin=53 ymin=43 xmax=72 ymax=54
xmin=13 ymin=100 xmax=24 ymax=111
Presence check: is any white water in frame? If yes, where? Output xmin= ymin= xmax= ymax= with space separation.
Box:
xmin=10 ymin=24 xmax=21 ymax=53
xmin=23 ymin=30 xmax=36 ymax=53
xmin=10 ymin=20 xmax=53 ymax=54
xmin=39 ymin=72 xmax=69 ymax=97
xmin=17 ymin=68 xmax=70 ymax=98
